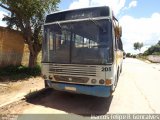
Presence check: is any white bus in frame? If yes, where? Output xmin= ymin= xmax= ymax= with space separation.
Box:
xmin=42 ymin=6 xmax=123 ymax=97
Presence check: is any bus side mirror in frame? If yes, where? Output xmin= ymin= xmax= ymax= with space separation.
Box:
xmin=115 ymin=26 xmax=122 ymax=38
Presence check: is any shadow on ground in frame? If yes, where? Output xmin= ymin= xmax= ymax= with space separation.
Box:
xmin=26 ymin=88 xmax=113 ymax=116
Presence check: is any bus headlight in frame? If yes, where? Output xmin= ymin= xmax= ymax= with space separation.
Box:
xmin=91 ymin=79 xmax=97 ymax=84
xmin=105 ymin=79 xmax=112 ymax=85
xmin=49 ymin=75 xmax=53 ymax=79
xmin=43 ymin=75 xmax=47 ymax=79
xmin=99 ymin=79 xmax=105 ymax=84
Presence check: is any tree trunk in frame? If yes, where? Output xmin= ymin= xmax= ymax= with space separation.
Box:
xmin=23 ymin=24 xmax=41 ymax=68
xmin=28 ymin=51 xmax=39 ymax=68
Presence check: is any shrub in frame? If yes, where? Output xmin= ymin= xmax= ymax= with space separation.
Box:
xmin=0 ymin=65 xmax=41 ymax=80
xmin=126 ymin=53 xmax=131 ymax=57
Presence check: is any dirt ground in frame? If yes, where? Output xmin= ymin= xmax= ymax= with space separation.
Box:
xmin=0 ymin=77 xmax=44 ymax=107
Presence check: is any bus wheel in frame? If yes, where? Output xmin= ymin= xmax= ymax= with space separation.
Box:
xmin=111 ymin=75 xmax=117 ymax=93
xmin=117 ymin=71 xmax=120 ymax=83
xmin=120 ymin=65 xmax=122 ymax=73
xmin=111 ymin=85 xmax=115 ymax=93
xmin=45 ymin=80 xmax=49 ymax=88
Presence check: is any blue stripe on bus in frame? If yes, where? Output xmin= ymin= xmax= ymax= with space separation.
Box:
xmin=46 ymin=80 xmax=111 ymax=97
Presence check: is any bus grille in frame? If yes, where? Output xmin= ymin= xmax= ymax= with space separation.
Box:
xmin=49 ymin=64 xmax=97 ymax=77
xmin=54 ymin=75 xmax=89 ymax=83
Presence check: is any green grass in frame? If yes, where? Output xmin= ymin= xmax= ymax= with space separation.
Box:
xmin=0 ymin=65 xmax=41 ymax=81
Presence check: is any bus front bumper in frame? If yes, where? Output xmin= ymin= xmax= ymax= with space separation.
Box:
xmin=45 ymin=80 xmax=111 ymax=97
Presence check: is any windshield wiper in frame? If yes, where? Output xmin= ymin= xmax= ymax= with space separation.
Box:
xmin=89 ymin=18 xmax=106 ymax=32
xmin=56 ymin=22 xmax=62 ymax=29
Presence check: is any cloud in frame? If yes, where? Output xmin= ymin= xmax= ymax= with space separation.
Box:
xmin=128 ymin=0 xmax=137 ymax=8
xmin=69 ymin=0 xmax=90 ymax=10
xmin=69 ymin=0 xmax=126 ymax=15
xmin=119 ymin=13 xmax=160 ymax=53
xmin=122 ymin=0 xmax=137 ymax=11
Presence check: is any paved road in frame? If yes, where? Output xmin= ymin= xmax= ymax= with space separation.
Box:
xmin=3 ymin=58 xmax=160 ymax=119
xmin=110 ymin=58 xmax=160 ymax=113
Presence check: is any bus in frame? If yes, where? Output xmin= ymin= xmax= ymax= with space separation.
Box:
xmin=42 ymin=6 xmax=123 ymax=97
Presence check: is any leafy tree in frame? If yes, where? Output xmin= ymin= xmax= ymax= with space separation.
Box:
xmin=0 ymin=0 xmax=60 ymax=67
xmin=143 ymin=41 xmax=160 ymax=55
xmin=126 ymin=53 xmax=131 ymax=57
xmin=133 ymin=42 xmax=143 ymax=52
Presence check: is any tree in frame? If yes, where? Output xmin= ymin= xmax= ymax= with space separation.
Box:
xmin=126 ymin=53 xmax=131 ymax=57
xmin=0 ymin=0 xmax=60 ymax=67
xmin=133 ymin=42 xmax=143 ymax=52
xmin=143 ymin=41 xmax=160 ymax=55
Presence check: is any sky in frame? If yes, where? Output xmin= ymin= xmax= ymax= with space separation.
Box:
xmin=0 ymin=0 xmax=160 ymax=54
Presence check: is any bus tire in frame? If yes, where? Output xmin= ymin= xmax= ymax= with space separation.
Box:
xmin=44 ymin=80 xmax=49 ymax=88
xmin=117 ymin=70 xmax=120 ymax=83
xmin=111 ymin=85 xmax=115 ymax=93
xmin=111 ymin=75 xmax=117 ymax=93
xmin=120 ymin=65 xmax=122 ymax=73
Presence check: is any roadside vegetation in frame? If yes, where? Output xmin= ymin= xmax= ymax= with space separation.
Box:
xmin=133 ymin=42 xmax=143 ymax=52
xmin=0 ymin=65 xmax=41 ymax=81
xmin=131 ymin=41 xmax=160 ymax=63
xmin=126 ymin=53 xmax=137 ymax=58
xmin=125 ymin=42 xmax=144 ymax=59
xmin=139 ymin=41 xmax=160 ymax=63
xmin=143 ymin=41 xmax=160 ymax=56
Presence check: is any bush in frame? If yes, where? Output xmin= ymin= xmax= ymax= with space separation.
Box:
xmin=0 ymin=65 xmax=41 ymax=80
xmin=143 ymin=41 xmax=160 ymax=55
xmin=126 ymin=53 xmax=131 ymax=57
xmin=132 ymin=55 xmax=137 ymax=58
xmin=152 ymin=52 xmax=160 ymax=55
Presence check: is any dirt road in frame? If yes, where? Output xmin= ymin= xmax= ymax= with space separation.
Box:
xmin=1 ymin=58 xmax=160 ymax=119
xmin=0 ymin=77 xmax=43 ymax=107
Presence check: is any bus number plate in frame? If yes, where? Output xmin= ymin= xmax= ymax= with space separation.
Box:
xmin=102 ymin=67 xmax=111 ymax=72
xmin=65 ymin=86 xmax=76 ymax=91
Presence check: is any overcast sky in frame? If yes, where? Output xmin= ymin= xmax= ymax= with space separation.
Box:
xmin=0 ymin=0 xmax=160 ymax=53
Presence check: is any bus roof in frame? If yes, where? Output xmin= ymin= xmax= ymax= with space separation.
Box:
xmin=45 ymin=6 xmax=112 ymax=24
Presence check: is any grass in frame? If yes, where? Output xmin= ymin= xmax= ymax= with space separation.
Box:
xmin=0 ymin=65 xmax=41 ymax=81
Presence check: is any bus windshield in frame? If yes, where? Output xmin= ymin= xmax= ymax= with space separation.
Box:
xmin=43 ymin=19 xmax=113 ymax=65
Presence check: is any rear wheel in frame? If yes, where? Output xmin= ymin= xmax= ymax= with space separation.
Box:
xmin=44 ymin=80 xmax=49 ymax=88
xmin=120 ymin=65 xmax=122 ymax=73
xmin=117 ymin=69 xmax=120 ymax=83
